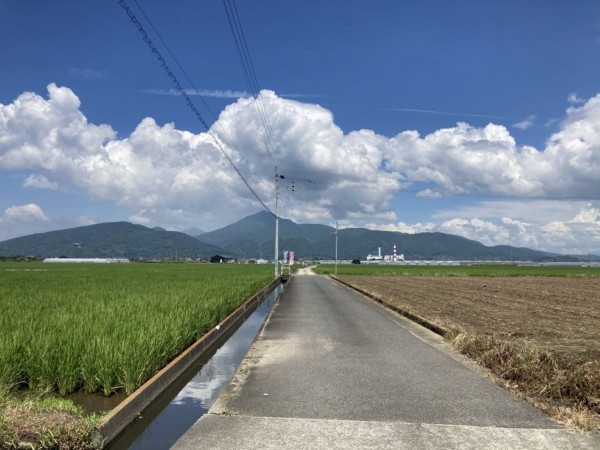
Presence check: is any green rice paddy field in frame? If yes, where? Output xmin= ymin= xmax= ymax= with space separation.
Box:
xmin=0 ymin=262 xmax=273 ymax=397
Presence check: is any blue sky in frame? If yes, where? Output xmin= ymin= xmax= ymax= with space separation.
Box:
xmin=1 ymin=0 xmax=600 ymax=255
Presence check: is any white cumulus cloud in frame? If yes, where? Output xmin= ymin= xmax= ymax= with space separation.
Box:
xmin=2 ymin=84 xmax=600 ymax=254
xmin=2 ymin=204 xmax=48 ymax=222
xmin=0 ymin=203 xmax=98 ymax=241
xmin=361 ymin=204 xmax=600 ymax=255
xmin=23 ymin=174 xmax=58 ymax=190
xmin=567 ymin=92 xmax=585 ymax=105
xmin=512 ymin=115 xmax=536 ymax=130
xmin=0 ymin=204 xmax=48 ymax=241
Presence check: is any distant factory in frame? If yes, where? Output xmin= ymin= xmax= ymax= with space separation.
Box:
xmin=366 ymin=245 xmax=404 ymax=263
xmin=43 ymin=258 xmax=130 ymax=263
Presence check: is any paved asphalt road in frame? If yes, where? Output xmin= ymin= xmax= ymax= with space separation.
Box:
xmin=172 ymin=271 xmax=599 ymax=449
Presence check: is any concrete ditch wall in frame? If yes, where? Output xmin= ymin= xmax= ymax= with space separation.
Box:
xmin=93 ymin=278 xmax=282 ymax=447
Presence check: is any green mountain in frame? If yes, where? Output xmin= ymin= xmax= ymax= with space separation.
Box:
xmin=1 ymin=213 xmax=592 ymax=262
xmin=198 ymin=211 xmax=575 ymax=261
xmin=0 ymin=222 xmax=225 ymax=259
xmin=198 ymin=211 xmax=333 ymax=260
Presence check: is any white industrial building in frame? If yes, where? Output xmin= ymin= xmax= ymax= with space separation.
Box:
xmin=366 ymin=245 xmax=404 ymax=262
xmin=43 ymin=258 xmax=130 ymax=263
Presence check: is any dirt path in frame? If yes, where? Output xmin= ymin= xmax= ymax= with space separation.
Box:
xmin=295 ymin=266 xmax=316 ymax=276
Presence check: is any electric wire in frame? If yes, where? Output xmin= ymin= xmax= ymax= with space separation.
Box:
xmin=222 ymin=0 xmax=283 ymax=169
xmin=231 ymin=6 xmax=287 ymax=174
xmin=117 ymin=0 xmax=274 ymax=217
xmin=221 ymin=0 xmax=294 ymax=218
xmin=130 ymin=0 xmax=265 ymax=194
xmin=221 ymin=0 xmax=289 ymax=175
xmin=223 ymin=2 xmax=286 ymax=173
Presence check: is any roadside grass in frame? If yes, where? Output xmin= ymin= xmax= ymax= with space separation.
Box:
xmin=446 ymin=326 xmax=600 ymax=431
xmin=315 ymin=263 xmax=600 ymax=277
xmin=0 ymin=394 xmax=103 ymax=449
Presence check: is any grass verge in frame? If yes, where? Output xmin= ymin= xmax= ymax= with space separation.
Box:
xmin=445 ymin=325 xmax=600 ymax=431
xmin=0 ymin=394 xmax=103 ymax=449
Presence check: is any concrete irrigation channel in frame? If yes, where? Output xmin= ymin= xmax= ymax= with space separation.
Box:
xmin=94 ymin=278 xmax=286 ymax=449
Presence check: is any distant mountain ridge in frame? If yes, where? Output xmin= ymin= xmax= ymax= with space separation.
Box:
xmin=182 ymin=226 xmax=205 ymax=236
xmin=197 ymin=210 xmax=332 ymax=259
xmin=198 ymin=211 xmax=591 ymax=262
xmin=0 ymin=222 xmax=224 ymax=259
xmin=1 ymin=213 xmax=595 ymax=262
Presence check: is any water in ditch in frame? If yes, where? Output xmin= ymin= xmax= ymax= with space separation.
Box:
xmin=107 ymin=283 xmax=283 ymax=449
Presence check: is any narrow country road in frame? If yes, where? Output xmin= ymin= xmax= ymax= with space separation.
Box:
xmin=172 ymin=272 xmax=598 ymax=449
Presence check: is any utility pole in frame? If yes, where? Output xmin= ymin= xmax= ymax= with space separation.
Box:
xmin=274 ymin=167 xmax=294 ymax=279
xmin=335 ymin=221 xmax=338 ymax=276
xmin=275 ymin=167 xmax=280 ymax=279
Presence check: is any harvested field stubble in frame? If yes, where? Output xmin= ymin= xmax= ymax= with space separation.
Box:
xmin=337 ymin=275 xmax=600 ymax=431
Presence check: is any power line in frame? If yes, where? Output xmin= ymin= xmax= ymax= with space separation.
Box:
xmin=222 ymin=0 xmax=288 ymax=175
xmin=221 ymin=0 xmax=297 ymax=220
xmin=223 ymin=0 xmax=279 ymax=156
xmin=130 ymin=0 xmax=261 ymax=185
xmin=117 ymin=0 xmax=274 ymax=217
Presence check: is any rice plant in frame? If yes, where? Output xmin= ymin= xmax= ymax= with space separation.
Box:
xmin=0 ymin=262 xmax=273 ymax=396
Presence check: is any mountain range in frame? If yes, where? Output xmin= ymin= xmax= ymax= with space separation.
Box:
xmin=0 ymin=222 xmax=223 ymax=260
xmin=197 ymin=211 xmax=587 ymax=262
xmin=0 ymin=211 xmax=595 ymax=262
